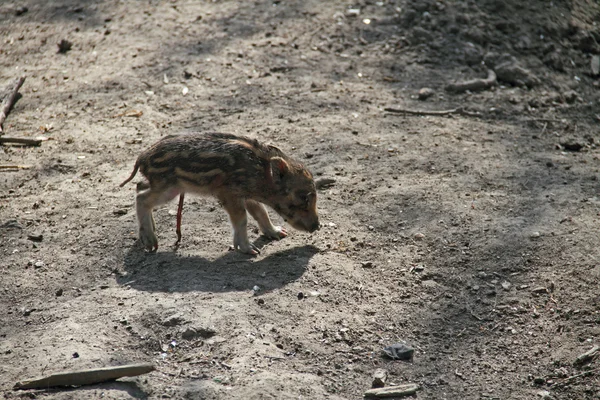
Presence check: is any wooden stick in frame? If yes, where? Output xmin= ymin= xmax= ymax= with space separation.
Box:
xmin=364 ymin=383 xmax=419 ymax=398
xmin=563 ymin=368 xmax=600 ymax=383
xmin=446 ymin=69 xmax=497 ymax=93
xmin=0 ymin=137 xmax=42 ymax=146
xmin=574 ymin=345 xmax=599 ymax=366
xmin=0 ymin=165 xmax=31 ymax=171
xmin=0 ymin=76 xmax=26 ymax=133
xmin=384 ymin=107 xmax=481 ymax=118
xmin=174 ymin=193 xmax=185 ymax=246
xmin=14 ymin=363 xmax=155 ymax=390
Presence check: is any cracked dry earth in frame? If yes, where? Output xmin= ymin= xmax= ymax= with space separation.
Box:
xmin=1 ymin=0 xmax=600 ymax=399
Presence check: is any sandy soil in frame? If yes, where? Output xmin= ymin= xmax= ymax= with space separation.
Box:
xmin=1 ymin=0 xmax=600 ymax=399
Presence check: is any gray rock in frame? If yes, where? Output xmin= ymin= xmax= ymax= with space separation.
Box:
xmin=418 ymin=87 xmax=435 ymax=100
xmin=495 ymin=62 xmax=540 ymax=87
xmin=162 ymin=313 xmax=186 ymax=327
xmin=181 ymin=326 xmax=216 ymax=340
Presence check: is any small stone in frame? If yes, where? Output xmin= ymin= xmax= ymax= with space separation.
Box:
xmin=530 ymin=231 xmax=541 ymax=239
xmin=161 ymin=314 xmax=185 ymax=327
xmin=315 ymin=178 xmax=336 ymax=190
xmin=55 ymin=288 xmax=63 ymax=297
xmin=15 ymin=6 xmax=28 ymax=16
xmin=532 ymin=286 xmax=547 ymax=294
xmin=72 ymin=352 xmax=79 ymax=358
xmin=563 ymin=90 xmax=579 ymax=104
xmin=361 ymin=261 xmax=374 ymax=268
xmin=297 ymin=292 xmax=305 ymax=300
xmin=559 ymin=140 xmax=583 ymax=152
xmin=27 ymin=233 xmax=43 ymax=242
xmin=23 ymin=309 xmax=33 ymax=316
xmin=537 ymin=390 xmax=551 ymax=399
xmin=34 ymin=261 xmax=45 ymax=269
xmin=501 ymin=281 xmax=511 ymax=290
xmin=181 ymin=326 xmax=216 ymax=340
xmin=414 ymin=232 xmax=425 ymax=240
xmin=257 ymin=298 xmax=265 ymax=305
xmin=382 ymin=343 xmax=414 ymax=361
xmin=533 ymin=377 xmax=545 ymax=385
xmin=495 ymin=61 xmax=540 ymax=87
xmin=372 ymin=368 xmax=388 ymax=388
xmin=417 ymin=87 xmax=434 ymax=100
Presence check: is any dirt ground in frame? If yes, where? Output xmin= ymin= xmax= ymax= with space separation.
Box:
xmin=1 ymin=0 xmax=600 ymax=399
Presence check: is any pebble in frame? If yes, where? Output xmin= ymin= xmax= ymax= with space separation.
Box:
xmin=27 ymin=233 xmax=43 ymax=242
xmin=15 ymin=6 xmax=28 ymax=16
xmin=495 ymin=61 xmax=540 ymax=87
xmin=181 ymin=326 xmax=216 ymax=340
xmin=161 ymin=314 xmax=185 ymax=327
xmin=530 ymin=231 xmax=541 ymax=239
xmin=414 ymin=232 xmax=425 ymax=240
xmin=417 ymin=87 xmax=434 ymax=100
xmin=361 ymin=261 xmax=374 ymax=268
xmin=371 ymin=368 xmax=388 ymax=388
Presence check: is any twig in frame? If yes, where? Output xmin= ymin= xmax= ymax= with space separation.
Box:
xmin=574 ymin=345 xmax=599 ymax=366
xmin=0 ymin=76 xmax=26 ymax=133
xmin=14 ymin=363 xmax=155 ymax=390
xmin=446 ymin=69 xmax=496 ymax=93
xmin=0 ymin=137 xmax=42 ymax=146
xmin=384 ymin=107 xmax=481 ymax=118
xmin=562 ymin=368 xmax=600 ymax=383
xmin=364 ymin=383 xmax=419 ymax=398
xmin=0 ymin=165 xmax=31 ymax=171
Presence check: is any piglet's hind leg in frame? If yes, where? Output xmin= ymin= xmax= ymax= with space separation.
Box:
xmin=135 ymin=185 xmax=181 ymax=252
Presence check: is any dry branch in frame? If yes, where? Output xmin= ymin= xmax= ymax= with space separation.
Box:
xmin=0 ymin=137 xmax=42 ymax=146
xmin=0 ymin=76 xmax=26 ymax=133
xmin=574 ymin=345 xmax=599 ymax=366
xmin=384 ymin=107 xmax=481 ymax=118
xmin=445 ymin=69 xmax=496 ymax=93
xmin=364 ymin=383 xmax=419 ymax=398
xmin=563 ymin=368 xmax=600 ymax=383
xmin=0 ymin=165 xmax=31 ymax=171
xmin=14 ymin=363 xmax=155 ymax=390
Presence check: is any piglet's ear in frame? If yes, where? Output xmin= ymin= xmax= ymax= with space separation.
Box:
xmin=270 ymin=157 xmax=289 ymax=182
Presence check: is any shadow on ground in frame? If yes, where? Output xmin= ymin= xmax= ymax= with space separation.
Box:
xmin=120 ymin=243 xmax=319 ymax=294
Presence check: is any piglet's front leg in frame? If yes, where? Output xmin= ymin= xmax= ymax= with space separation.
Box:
xmin=245 ymin=199 xmax=287 ymax=240
xmin=220 ymin=195 xmax=260 ymax=255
